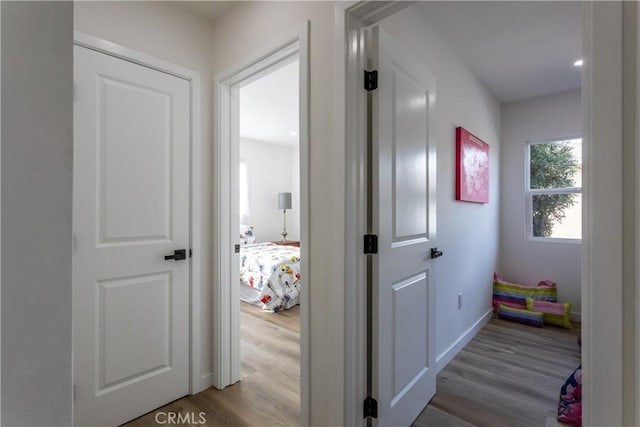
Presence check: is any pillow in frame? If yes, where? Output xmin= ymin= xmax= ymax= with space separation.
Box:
xmin=497 ymin=304 xmax=545 ymax=328
xmin=526 ymin=298 xmax=573 ymax=329
xmin=557 ymin=365 xmax=582 ymax=426
xmin=239 ymin=224 xmax=256 ymax=246
xmin=493 ymin=279 xmax=557 ymax=311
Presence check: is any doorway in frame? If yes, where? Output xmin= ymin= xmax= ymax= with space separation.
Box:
xmin=346 ymin=2 xmax=592 ymax=426
xmin=214 ymin=23 xmax=310 ymax=424
xmin=341 ymin=1 xmax=638 ymax=425
xmin=237 ymin=57 xmax=301 ymax=422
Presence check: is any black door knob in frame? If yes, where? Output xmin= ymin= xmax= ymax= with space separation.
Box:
xmin=430 ymin=248 xmax=443 ymax=259
xmin=165 ymin=249 xmax=187 ymax=261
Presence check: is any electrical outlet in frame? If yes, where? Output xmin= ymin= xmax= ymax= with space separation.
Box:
xmin=458 ymin=293 xmax=463 ymax=309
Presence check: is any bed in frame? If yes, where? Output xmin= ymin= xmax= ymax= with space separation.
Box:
xmin=239 ymin=240 xmax=301 ymax=312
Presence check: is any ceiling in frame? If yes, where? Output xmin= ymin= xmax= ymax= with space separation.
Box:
xmin=239 ymin=60 xmax=299 ymax=146
xmin=176 ymin=1 xmax=236 ymax=23
xmin=177 ymin=1 xmax=299 ymax=146
xmin=416 ymin=1 xmax=582 ymax=103
xmin=178 ymin=1 xmax=580 ymax=125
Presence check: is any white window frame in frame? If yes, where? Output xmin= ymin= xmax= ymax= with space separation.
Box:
xmin=239 ymin=159 xmax=250 ymax=224
xmin=525 ymin=136 xmax=582 ymax=243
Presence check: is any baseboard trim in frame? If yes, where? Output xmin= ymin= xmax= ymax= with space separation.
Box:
xmin=570 ymin=311 xmax=582 ymax=323
xmin=197 ymin=372 xmax=213 ymax=393
xmin=436 ymin=309 xmax=493 ymax=373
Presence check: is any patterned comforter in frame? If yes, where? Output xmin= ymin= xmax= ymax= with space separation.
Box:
xmin=239 ymin=243 xmax=301 ymax=312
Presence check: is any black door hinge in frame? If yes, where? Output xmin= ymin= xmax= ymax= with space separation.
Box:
xmin=363 ymin=396 xmax=378 ymax=419
xmin=364 ymin=70 xmax=378 ymax=91
xmin=189 ymin=249 xmax=193 ymax=258
xmin=364 ymin=234 xmax=378 ymax=254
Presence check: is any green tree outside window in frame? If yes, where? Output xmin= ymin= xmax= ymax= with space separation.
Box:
xmin=530 ymin=142 xmax=580 ymax=237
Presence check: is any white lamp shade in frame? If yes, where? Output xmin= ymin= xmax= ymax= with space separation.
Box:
xmin=278 ymin=192 xmax=292 ymax=210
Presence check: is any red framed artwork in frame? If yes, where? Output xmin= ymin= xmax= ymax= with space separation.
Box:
xmin=455 ymin=127 xmax=489 ymax=203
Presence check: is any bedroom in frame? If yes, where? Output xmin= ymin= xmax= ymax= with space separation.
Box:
xmin=236 ymin=57 xmax=302 ymax=423
xmin=237 ymin=58 xmax=301 ymax=313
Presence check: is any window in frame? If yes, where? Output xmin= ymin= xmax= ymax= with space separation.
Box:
xmin=526 ymin=138 xmax=582 ymax=241
xmin=239 ymin=160 xmax=250 ymax=224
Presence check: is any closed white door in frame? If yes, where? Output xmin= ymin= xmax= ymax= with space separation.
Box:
xmin=73 ymin=45 xmax=190 ymax=426
xmin=370 ymin=27 xmax=438 ymax=426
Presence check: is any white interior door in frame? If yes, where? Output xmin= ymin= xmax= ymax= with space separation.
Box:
xmin=370 ymin=26 xmax=438 ymax=426
xmin=73 ymin=45 xmax=190 ymax=426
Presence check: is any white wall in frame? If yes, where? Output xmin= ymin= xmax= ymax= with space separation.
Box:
xmin=240 ymin=138 xmax=300 ymax=242
xmin=379 ymin=6 xmax=501 ymax=367
xmin=500 ymin=90 xmax=582 ymax=319
xmin=0 ymin=2 xmax=3 ymax=420
xmin=1 ymin=2 xmax=73 ymax=425
xmin=209 ymin=3 xmax=342 ymax=425
xmin=74 ymin=0 xmax=217 ymax=387
xmin=623 ymin=3 xmax=638 ymax=424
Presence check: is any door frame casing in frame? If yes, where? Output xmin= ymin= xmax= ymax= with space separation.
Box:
xmin=213 ymin=21 xmax=310 ymax=424
xmin=637 ymin=0 xmax=640 ymax=418
xmin=636 ymin=6 xmax=640 ymax=423
xmin=72 ymin=31 xmax=203 ymax=396
xmin=581 ymin=3 xmax=626 ymax=426
xmin=337 ymin=3 xmax=417 ymax=425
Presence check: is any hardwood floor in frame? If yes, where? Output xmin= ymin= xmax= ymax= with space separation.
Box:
xmin=414 ymin=318 xmax=581 ymax=427
xmin=124 ymin=302 xmax=300 ymax=427
xmin=125 ymin=311 xmax=579 ymax=427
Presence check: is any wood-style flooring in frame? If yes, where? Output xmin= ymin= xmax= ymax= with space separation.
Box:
xmin=414 ymin=318 xmax=581 ymax=427
xmin=125 ymin=310 xmax=579 ymax=427
xmin=124 ymin=302 xmax=300 ymax=427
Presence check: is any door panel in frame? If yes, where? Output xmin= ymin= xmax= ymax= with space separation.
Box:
xmin=98 ymin=273 xmax=172 ymax=392
xmin=74 ymin=45 xmax=190 ymax=426
xmin=371 ymin=26 xmax=437 ymax=426
xmin=98 ymin=76 xmax=173 ymax=244
xmin=392 ymin=272 xmax=428 ymax=401
xmin=392 ymin=67 xmax=429 ymax=241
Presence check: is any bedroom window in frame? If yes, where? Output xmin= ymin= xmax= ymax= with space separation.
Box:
xmin=526 ymin=138 xmax=582 ymax=241
xmin=239 ymin=160 xmax=250 ymax=223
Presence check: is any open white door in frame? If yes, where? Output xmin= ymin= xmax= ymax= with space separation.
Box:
xmin=369 ymin=26 xmax=438 ymax=426
xmin=73 ymin=45 xmax=190 ymax=426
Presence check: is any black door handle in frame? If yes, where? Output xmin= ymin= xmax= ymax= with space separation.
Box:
xmin=430 ymin=248 xmax=443 ymax=259
xmin=165 ymin=249 xmax=187 ymax=261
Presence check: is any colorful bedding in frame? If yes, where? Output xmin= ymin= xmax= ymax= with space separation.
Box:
xmin=239 ymin=242 xmax=301 ymax=312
